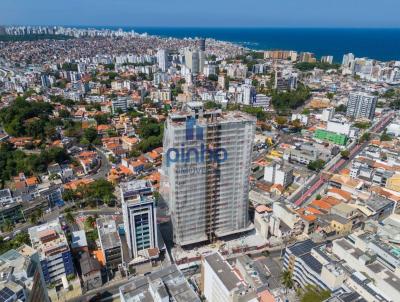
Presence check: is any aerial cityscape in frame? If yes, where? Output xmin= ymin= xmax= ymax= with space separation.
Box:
xmin=1 ymin=1 xmax=400 ymax=302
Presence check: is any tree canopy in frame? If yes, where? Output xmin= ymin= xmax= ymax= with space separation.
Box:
xmin=0 ymin=232 xmax=30 ymax=255
xmin=307 ymin=159 xmax=325 ymax=171
xmin=132 ymin=118 xmax=164 ymax=153
xmin=0 ymin=97 xmax=54 ymax=138
xmin=295 ymin=62 xmax=340 ymax=71
xmin=0 ymin=142 xmax=69 ymax=184
xmin=299 ymin=285 xmax=331 ymax=302
xmin=271 ymin=84 xmax=311 ymax=113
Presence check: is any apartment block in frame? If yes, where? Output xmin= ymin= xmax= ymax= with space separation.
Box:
xmin=0 ymin=245 xmax=49 ymax=302
xmin=119 ymin=264 xmax=200 ymax=302
xmin=97 ymin=217 xmax=122 ymax=270
xmin=264 ymin=162 xmax=294 ymax=188
xmin=28 ymin=219 xmax=74 ymax=285
xmin=161 ymin=102 xmax=256 ymax=246
xmin=202 ymin=253 xmax=257 ymax=302
xmin=346 ymin=92 xmax=377 ymax=120
xmin=121 ymin=180 xmax=157 ymax=259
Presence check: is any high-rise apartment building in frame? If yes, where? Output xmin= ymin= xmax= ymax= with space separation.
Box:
xmin=346 ymin=92 xmax=377 ymax=120
xmin=121 ymin=180 xmax=157 ymax=258
xmin=0 ymin=245 xmax=50 ymax=302
xmin=342 ymin=53 xmax=355 ymax=75
xmin=274 ymin=70 xmax=298 ymax=91
xmin=184 ymin=48 xmax=204 ymax=74
xmin=161 ymin=102 xmax=256 ymax=246
xmin=198 ymin=38 xmax=206 ymax=51
xmin=242 ymin=84 xmax=256 ymax=105
xmin=299 ymin=52 xmax=316 ymax=63
xmin=112 ymin=97 xmax=130 ymax=113
xmin=342 ymin=53 xmax=355 ymax=68
xmin=156 ymin=49 xmax=169 ymax=72
xmin=28 ymin=219 xmax=74 ymax=285
xmin=320 ymin=55 xmax=334 ymax=64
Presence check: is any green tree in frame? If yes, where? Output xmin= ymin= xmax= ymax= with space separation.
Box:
xmin=84 ymin=216 xmax=96 ymax=230
xmin=295 ymin=62 xmax=340 ymax=71
xmin=380 ymin=131 xmax=393 ymax=142
xmin=0 ymin=232 xmax=30 ymax=254
xmin=271 ymin=84 xmax=311 ymax=113
xmin=335 ymin=104 xmax=347 ymax=112
xmin=58 ymin=109 xmax=71 ymax=118
xmin=204 ymin=101 xmax=221 ymax=109
xmin=308 ymin=159 xmax=325 ymax=171
xmin=65 ymin=212 xmax=75 ymax=224
xmin=35 ymin=208 xmax=43 ymax=220
xmin=62 ymin=189 xmax=76 ymax=202
xmin=83 ymin=128 xmax=98 ymax=144
xmin=299 ymin=285 xmax=331 ymax=302
xmin=94 ymin=114 xmax=110 ymax=125
xmin=281 ymin=270 xmax=294 ymax=293
xmin=1 ymin=219 xmax=14 ymax=232
xmin=340 ymin=150 xmax=350 ymax=159
xmin=326 ymin=92 xmax=335 ymax=100
xmin=291 ymin=119 xmax=303 ymax=130
xmin=0 ymin=97 xmax=54 ymax=138
xmin=208 ymin=74 xmax=218 ymax=81
xmin=29 ymin=213 xmax=38 ymax=224
xmin=275 ymin=116 xmax=288 ymax=127
xmin=353 ymin=121 xmax=371 ymax=129
xmin=360 ymin=132 xmax=371 ymax=143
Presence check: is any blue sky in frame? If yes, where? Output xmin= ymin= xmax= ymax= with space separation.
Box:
xmin=1 ymin=0 xmax=400 ymax=27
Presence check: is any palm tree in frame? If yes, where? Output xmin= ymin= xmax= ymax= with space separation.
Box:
xmin=281 ymin=270 xmax=294 ymax=293
xmin=35 ymin=208 xmax=43 ymax=220
xmin=29 ymin=213 xmax=38 ymax=225
xmin=1 ymin=219 xmax=14 ymax=232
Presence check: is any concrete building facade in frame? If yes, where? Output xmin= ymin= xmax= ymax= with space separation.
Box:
xmin=161 ymin=103 xmax=256 ymax=246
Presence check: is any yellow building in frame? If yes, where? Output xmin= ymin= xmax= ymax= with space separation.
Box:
xmin=386 ymin=173 xmax=400 ymax=192
xmin=330 ymin=216 xmax=352 ymax=235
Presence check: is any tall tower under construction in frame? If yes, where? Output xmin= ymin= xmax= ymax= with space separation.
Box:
xmin=161 ymin=102 xmax=256 ymax=246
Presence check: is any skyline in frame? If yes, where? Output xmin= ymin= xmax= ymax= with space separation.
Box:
xmin=2 ymin=0 xmax=400 ymax=28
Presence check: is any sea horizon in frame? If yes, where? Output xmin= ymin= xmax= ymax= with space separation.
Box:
xmin=4 ymin=25 xmax=400 ymax=62
xmin=80 ymin=26 xmax=400 ymax=62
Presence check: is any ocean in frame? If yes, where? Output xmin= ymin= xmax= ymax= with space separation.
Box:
xmin=98 ymin=27 xmax=400 ymax=62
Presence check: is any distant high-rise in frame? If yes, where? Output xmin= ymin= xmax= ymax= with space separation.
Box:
xmin=121 ymin=180 xmax=157 ymax=258
xmin=156 ymin=49 xmax=169 ymax=72
xmin=342 ymin=53 xmax=355 ymax=74
xmin=346 ymin=92 xmax=377 ymax=120
xmin=199 ymin=38 xmax=206 ymax=51
xmin=342 ymin=53 xmax=355 ymax=68
xmin=112 ymin=97 xmax=129 ymax=113
xmin=321 ymin=55 xmax=334 ymax=64
xmin=161 ymin=102 xmax=256 ymax=246
xmin=242 ymin=83 xmax=256 ymax=105
xmin=184 ymin=48 xmax=204 ymax=74
xmin=299 ymin=52 xmax=316 ymax=63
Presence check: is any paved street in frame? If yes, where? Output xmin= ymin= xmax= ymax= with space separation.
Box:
xmin=92 ymin=147 xmax=111 ymax=180
xmin=1 ymin=206 xmax=118 ymax=239
xmin=289 ymin=112 xmax=395 ymax=207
